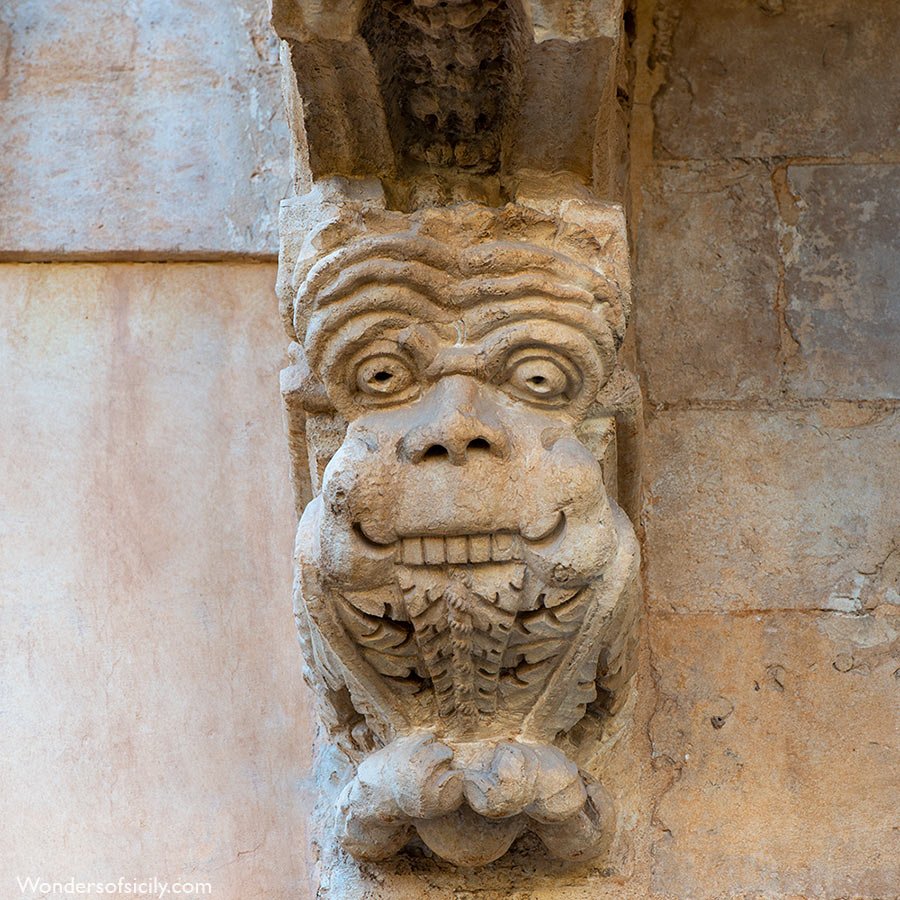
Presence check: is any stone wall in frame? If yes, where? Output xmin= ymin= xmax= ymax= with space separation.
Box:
xmin=0 ymin=263 xmax=315 ymax=897
xmin=633 ymin=0 xmax=900 ymax=897
xmin=1 ymin=1 xmax=897 ymax=899
xmin=0 ymin=0 xmax=289 ymax=256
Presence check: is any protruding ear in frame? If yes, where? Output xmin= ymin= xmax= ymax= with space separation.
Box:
xmin=283 ymin=342 xmax=335 ymax=414
xmin=586 ymin=366 xmax=643 ymax=527
xmin=574 ymin=416 xmax=617 ymax=500
xmin=281 ymin=343 xmax=339 ymax=516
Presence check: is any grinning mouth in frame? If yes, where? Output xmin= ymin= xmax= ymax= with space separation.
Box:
xmin=353 ymin=513 xmax=566 ymax=566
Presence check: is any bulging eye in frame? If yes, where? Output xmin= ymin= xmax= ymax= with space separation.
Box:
xmin=355 ymin=354 xmax=415 ymax=398
xmin=509 ymin=358 xmax=568 ymax=397
xmin=501 ymin=349 xmax=581 ymax=405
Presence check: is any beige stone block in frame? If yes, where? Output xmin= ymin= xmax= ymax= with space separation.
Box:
xmin=652 ymin=0 xmax=900 ymax=160
xmin=0 ymin=2 xmax=289 ymax=257
xmin=644 ymin=408 xmax=900 ymax=614
xmin=0 ymin=264 xmax=313 ymax=898
xmin=783 ymin=164 xmax=900 ymax=401
xmin=635 ymin=163 xmax=781 ymax=404
xmin=649 ymin=611 xmax=900 ymax=899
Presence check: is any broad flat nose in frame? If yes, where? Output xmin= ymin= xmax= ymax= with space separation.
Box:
xmin=400 ymin=376 xmax=511 ymax=465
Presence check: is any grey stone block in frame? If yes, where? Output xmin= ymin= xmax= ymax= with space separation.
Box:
xmin=636 ymin=162 xmax=781 ymax=405
xmin=653 ymin=0 xmax=900 ymax=160
xmin=644 ymin=407 xmax=900 ymax=614
xmin=784 ymin=164 xmax=900 ymax=400
xmin=0 ymin=0 xmax=290 ymax=257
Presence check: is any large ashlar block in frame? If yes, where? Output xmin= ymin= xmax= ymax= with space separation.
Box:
xmin=649 ymin=611 xmax=900 ymax=899
xmin=783 ymin=164 xmax=900 ymax=401
xmin=0 ymin=2 xmax=289 ymax=257
xmin=652 ymin=0 xmax=900 ymax=160
xmin=644 ymin=408 xmax=900 ymax=615
xmin=635 ymin=163 xmax=780 ymax=404
xmin=0 ymin=264 xmax=313 ymax=899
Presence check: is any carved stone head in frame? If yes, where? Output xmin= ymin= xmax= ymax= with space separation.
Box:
xmin=280 ymin=192 xmax=640 ymax=866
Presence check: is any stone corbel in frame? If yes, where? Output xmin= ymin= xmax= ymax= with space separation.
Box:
xmin=271 ymin=0 xmax=641 ymax=872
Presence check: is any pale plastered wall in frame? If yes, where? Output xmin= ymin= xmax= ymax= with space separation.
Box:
xmin=1 ymin=264 xmax=316 ymax=898
xmin=1 ymin=2 xmax=317 ymax=897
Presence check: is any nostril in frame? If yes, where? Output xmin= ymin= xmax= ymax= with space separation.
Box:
xmin=422 ymin=444 xmax=450 ymax=460
xmin=467 ymin=437 xmax=491 ymax=453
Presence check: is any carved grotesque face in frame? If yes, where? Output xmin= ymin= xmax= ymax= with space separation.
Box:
xmin=302 ymin=242 xmax=623 ymax=601
xmin=289 ymin=220 xmax=640 ymax=865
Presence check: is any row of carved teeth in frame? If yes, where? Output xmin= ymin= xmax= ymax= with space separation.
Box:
xmin=397 ymin=533 xmax=522 ymax=566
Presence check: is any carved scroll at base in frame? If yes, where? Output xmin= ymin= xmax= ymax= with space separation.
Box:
xmin=278 ymin=190 xmax=642 ymax=866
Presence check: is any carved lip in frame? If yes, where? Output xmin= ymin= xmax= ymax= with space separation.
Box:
xmin=353 ymin=513 xmax=566 ymax=566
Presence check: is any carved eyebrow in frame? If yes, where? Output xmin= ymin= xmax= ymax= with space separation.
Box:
xmin=297 ymin=236 xmax=622 ymax=313
xmin=295 ymin=236 xmax=628 ymax=350
xmin=297 ymin=234 xmax=456 ymax=304
xmin=460 ymin=242 xmax=622 ymax=301
xmin=313 ymin=259 xmax=453 ymax=309
xmin=307 ymin=283 xmax=446 ymax=335
xmin=455 ymin=273 xmax=596 ymax=307
xmin=305 ymin=274 xmax=622 ymax=364
xmin=460 ymin=298 xmax=619 ymax=347
xmin=314 ymin=264 xmax=599 ymax=313
xmin=304 ymin=288 xmax=446 ymax=372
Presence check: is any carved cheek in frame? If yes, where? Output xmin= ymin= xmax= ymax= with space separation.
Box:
xmin=518 ymin=434 xmax=619 ymax=585
xmin=315 ymin=437 xmax=400 ymax=587
xmin=538 ymin=434 xmax=608 ymax=512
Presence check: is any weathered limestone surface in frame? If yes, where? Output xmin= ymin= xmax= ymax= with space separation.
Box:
xmin=652 ymin=0 xmax=900 ymax=160
xmin=644 ymin=408 xmax=900 ymax=616
xmin=635 ymin=162 xmax=781 ymax=405
xmin=650 ymin=611 xmax=900 ymax=900
xmin=783 ymin=164 xmax=900 ymax=400
xmin=635 ymin=0 xmax=900 ymax=896
xmin=0 ymin=1 xmax=290 ymax=257
xmin=271 ymin=0 xmax=645 ymax=877
xmin=0 ymin=264 xmax=313 ymax=899
xmin=2 ymin=0 xmax=896 ymax=896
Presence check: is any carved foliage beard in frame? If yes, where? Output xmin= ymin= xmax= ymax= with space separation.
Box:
xmin=333 ymin=556 xmax=603 ymax=740
xmin=323 ymin=557 xmax=621 ymax=866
